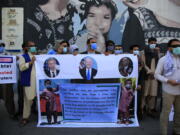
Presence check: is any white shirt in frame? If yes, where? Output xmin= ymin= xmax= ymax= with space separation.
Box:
xmin=155 ymin=55 xmax=180 ymax=95
xmin=50 ymin=70 xmax=57 ymax=77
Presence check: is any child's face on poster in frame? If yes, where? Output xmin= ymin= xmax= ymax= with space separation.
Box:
xmin=86 ymin=5 xmax=112 ymax=37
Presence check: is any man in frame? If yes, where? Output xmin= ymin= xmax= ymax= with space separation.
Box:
xmin=19 ymin=41 xmax=37 ymax=126
xmin=104 ymin=40 xmax=115 ymax=55
xmin=81 ymin=38 xmax=101 ymax=54
xmin=142 ymin=37 xmax=160 ymax=117
xmin=80 ymin=57 xmax=97 ymax=81
xmin=70 ymin=44 xmax=79 ymax=56
xmin=45 ymin=58 xmax=60 ymax=78
xmin=17 ymin=43 xmax=29 ymax=116
xmin=130 ymin=45 xmax=146 ymax=119
xmin=0 ymin=41 xmax=16 ymax=119
xmin=114 ymin=45 xmax=124 ymax=55
xmin=155 ymin=39 xmax=180 ymax=135
xmin=47 ymin=40 xmax=70 ymax=55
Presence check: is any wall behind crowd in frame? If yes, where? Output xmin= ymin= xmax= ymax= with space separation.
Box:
xmin=1 ymin=0 xmax=180 ymax=53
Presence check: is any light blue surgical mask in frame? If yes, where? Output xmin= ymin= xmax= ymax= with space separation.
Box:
xmin=91 ymin=43 xmax=97 ymax=50
xmin=0 ymin=47 xmax=5 ymax=53
xmin=29 ymin=47 xmax=37 ymax=53
xmin=125 ymin=84 xmax=132 ymax=89
xmin=173 ymin=47 xmax=180 ymax=56
xmin=133 ymin=50 xmax=140 ymax=55
xmin=149 ymin=44 xmax=156 ymax=49
xmin=63 ymin=47 xmax=68 ymax=53
xmin=115 ymin=50 xmax=123 ymax=54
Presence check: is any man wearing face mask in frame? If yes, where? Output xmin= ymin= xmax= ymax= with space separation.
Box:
xmin=0 ymin=41 xmax=17 ymax=120
xmin=155 ymin=39 xmax=180 ymax=135
xmin=81 ymin=38 xmax=101 ymax=54
xmin=104 ymin=40 xmax=115 ymax=55
xmin=47 ymin=40 xmax=70 ymax=55
xmin=130 ymin=45 xmax=146 ymax=119
xmin=19 ymin=41 xmax=37 ymax=126
xmin=142 ymin=37 xmax=160 ymax=117
xmin=114 ymin=45 xmax=124 ymax=55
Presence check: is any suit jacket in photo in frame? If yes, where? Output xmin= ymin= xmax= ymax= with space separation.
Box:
xmin=45 ymin=69 xmax=60 ymax=78
xmin=79 ymin=67 xmax=97 ymax=81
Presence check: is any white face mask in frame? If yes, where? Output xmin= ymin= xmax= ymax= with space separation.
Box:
xmin=63 ymin=47 xmax=68 ymax=53
xmin=133 ymin=50 xmax=140 ymax=55
xmin=149 ymin=44 xmax=156 ymax=49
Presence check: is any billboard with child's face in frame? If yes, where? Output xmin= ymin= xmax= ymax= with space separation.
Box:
xmin=24 ymin=0 xmax=180 ymax=52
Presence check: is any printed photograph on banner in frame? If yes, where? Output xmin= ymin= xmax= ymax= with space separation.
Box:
xmin=119 ymin=57 xmax=133 ymax=77
xmin=117 ymin=78 xmax=137 ymax=126
xmin=38 ymin=79 xmax=62 ymax=125
xmin=44 ymin=57 xmax=60 ymax=78
xmin=79 ymin=56 xmax=97 ymax=81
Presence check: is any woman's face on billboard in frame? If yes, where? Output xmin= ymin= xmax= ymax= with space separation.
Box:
xmin=86 ymin=5 xmax=112 ymax=35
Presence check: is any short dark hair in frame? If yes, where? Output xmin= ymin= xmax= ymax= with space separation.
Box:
xmin=0 ymin=43 xmax=5 ymax=47
xmin=23 ymin=41 xmax=35 ymax=47
xmin=59 ymin=40 xmax=70 ymax=47
xmin=105 ymin=40 xmax=115 ymax=47
xmin=86 ymin=38 xmax=94 ymax=45
xmin=82 ymin=0 xmax=118 ymax=21
xmin=22 ymin=42 xmax=26 ymax=48
xmin=129 ymin=45 xmax=140 ymax=51
xmin=148 ymin=37 xmax=157 ymax=43
xmin=168 ymin=39 xmax=180 ymax=47
xmin=44 ymin=79 xmax=51 ymax=84
xmin=125 ymin=79 xmax=132 ymax=84
xmin=115 ymin=45 xmax=123 ymax=48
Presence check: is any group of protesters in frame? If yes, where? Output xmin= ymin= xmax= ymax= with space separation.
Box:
xmin=0 ymin=37 xmax=180 ymax=135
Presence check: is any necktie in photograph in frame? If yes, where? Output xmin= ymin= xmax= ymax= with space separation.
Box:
xmin=87 ymin=69 xmax=91 ymax=80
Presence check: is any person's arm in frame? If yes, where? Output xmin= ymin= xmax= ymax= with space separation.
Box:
xmin=19 ymin=55 xmax=35 ymax=71
xmin=154 ymin=58 xmax=168 ymax=83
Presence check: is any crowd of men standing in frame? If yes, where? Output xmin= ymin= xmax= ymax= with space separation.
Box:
xmin=0 ymin=37 xmax=180 ymax=135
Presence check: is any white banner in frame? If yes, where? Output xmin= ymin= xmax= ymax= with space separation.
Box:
xmin=35 ymin=54 xmax=139 ymax=128
xmin=2 ymin=8 xmax=24 ymax=50
xmin=35 ymin=54 xmax=138 ymax=80
xmin=0 ymin=55 xmax=17 ymax=84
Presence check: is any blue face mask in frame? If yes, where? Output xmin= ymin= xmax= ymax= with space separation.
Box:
xmin=133 ymin=50 xmax=140 ymax=55
xmin=173 ymin=47 xmax=180 ymax=56
xmin=115 ymin=50 xmax=123 ymax=54
xmin=90 ymin=43 xmax=97 ymax=50
xmin=149 ymin=44 xmax=156 ymax=49
xmin=63 ymin=47 xmax=68 ymax=53
xmin=29 ymin=47 xmax=37 ymax=53
xmin=0 ymin=47 xmax=5 ymax=53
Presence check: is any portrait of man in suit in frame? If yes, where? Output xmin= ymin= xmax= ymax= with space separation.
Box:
xmin=119 ymin=57 xmax=133 ymax=77
xmin=79 ymin=57 xmax=97 ymax=81
xmin=44 ymin=58 xmax=60 ymax=78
